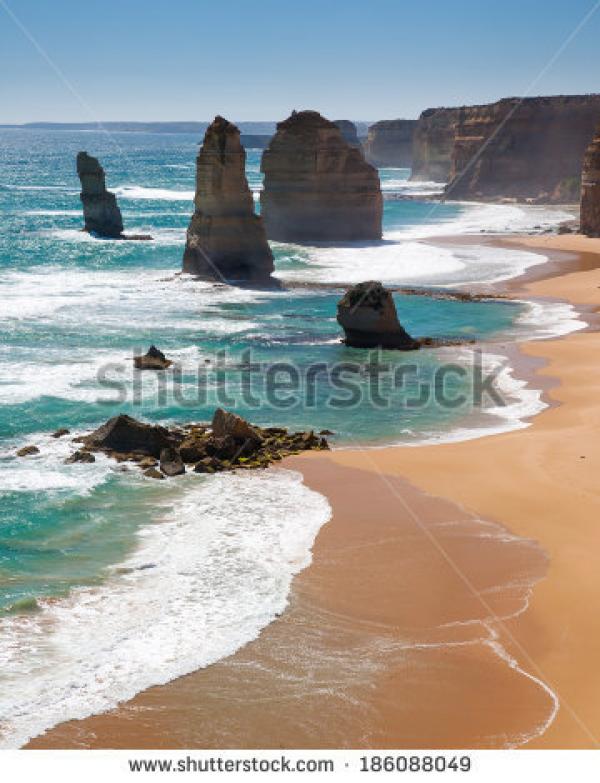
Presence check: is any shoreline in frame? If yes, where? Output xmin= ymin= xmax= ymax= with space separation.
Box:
xmin=27 ymin=232 xmax=600 ymax=749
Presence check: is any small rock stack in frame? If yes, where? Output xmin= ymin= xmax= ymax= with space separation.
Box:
xmin=337 ymin=281 xmax=419 ymax=350
xmin=77 ymin=151 xmax=124 ymax=238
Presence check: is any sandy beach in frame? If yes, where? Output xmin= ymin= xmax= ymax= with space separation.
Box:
xmin=28 ymin=233 xmax=600 ymax=749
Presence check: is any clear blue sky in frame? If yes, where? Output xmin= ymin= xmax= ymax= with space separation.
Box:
xmin=1 ymin=0 xmax=599 ymax=123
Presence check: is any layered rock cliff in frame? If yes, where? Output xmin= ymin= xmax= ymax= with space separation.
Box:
xmin=77 ymin=152 xmax=124 ymax=238
xmin=446 ymin=95 xmax=600 ymax=202
xmin=581 ymin=125 xmax=600 ymax=237
xmin=260 ymin=110 xmax=382 ymax=242
xmin=183 ymin=116 xmax=274 ymax=285
xmin=363 ymin=119 xmax=417 ymax=167
xmin=410 ymin=108 xmax=461 ymax=182
xmin=337 ymin=281 xmax=419 ymax=350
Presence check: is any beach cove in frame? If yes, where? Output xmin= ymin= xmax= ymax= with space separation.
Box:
xmin=22 ymin=234 xmax=600 ymax=749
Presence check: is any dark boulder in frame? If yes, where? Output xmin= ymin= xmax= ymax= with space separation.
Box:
xmin=83 ymin=414 xmax=174 ymax=458
xmin=159 ymin=447 xmax=185 ymax=476
xmin=16 ymin=445 xmax=40 ymax=457
xmin=337 ymin=281 xmax=420 ymax=350
xmin=64 ymin=449 xmax=95 ymax=464
xmin=133 ymin=345 xmax=173 ymax=371
xmin=211 ymin=408 xmax=263 ymax=444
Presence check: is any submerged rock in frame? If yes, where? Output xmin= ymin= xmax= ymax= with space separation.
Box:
xmin=77 ymin=151 xmax=124 ymax=238
xmin=133 ymin=345 xmax=173 ymax=370
xmin=260 ymin=110 xmax=382 ymax=242
xmin=182 ymin=116 xmax=275 ymax=285
xmin=337 ymin=281 xmax=419 ymax=350
xmin=64 ymin=449 xmax=95 ymax=464
xmin=16 ymin=445 xmax=40 ymax=457
xmin=581 ymin=125 xmax=600 ymax=237
xmin=51 ymin=428 xmax=70 ymax=438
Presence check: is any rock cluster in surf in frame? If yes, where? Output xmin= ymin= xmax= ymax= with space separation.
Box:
xmin=182 ymin=115 xmax=275 ymax=285
xmin=337 ymin=281 xmax=419 ymax=350
xmin=260 ymin=110 xmax=382 ymax=242
xmin=77 ymin=151 xmax=124 ymax=238
xmin=581 ymin=125 xmax=600 ymax=237
xmin=63 ymin=410 xmax=329 ymax=477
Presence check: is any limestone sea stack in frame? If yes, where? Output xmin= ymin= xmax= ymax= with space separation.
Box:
xmin=77 ymin=152 xmax=124 ymax=238
xmin=581 ymin=126 xmax=600 ymax=237
xmin=183 ymin=116 xmax=275 ymax=285
xmin=337 ymin=281 xmax=419 ymax=350
xmin=260 ymin=110 xmax=382 ymax=242
xmin=363 ymin=119 xmax=417 ymax=167
xmin=334 ymin=120 xmax=361 ymax=147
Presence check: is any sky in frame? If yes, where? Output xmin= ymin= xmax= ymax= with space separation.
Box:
xmin=1 ymin=0 xmax=599 ymax=124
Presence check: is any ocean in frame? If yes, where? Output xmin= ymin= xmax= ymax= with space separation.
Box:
xmin=0 ymin=128 xmax=581 ymax=747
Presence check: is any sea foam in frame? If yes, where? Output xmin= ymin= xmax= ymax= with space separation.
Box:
xmin=0 ymin=469 xmax=331 ymax=748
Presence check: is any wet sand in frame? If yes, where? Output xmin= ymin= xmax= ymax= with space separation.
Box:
xmin=28 ymin=234 xmax=600 ymax=749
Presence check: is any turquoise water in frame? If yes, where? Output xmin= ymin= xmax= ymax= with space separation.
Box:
xmin=0 ymin=129 xmax=574 ymax=744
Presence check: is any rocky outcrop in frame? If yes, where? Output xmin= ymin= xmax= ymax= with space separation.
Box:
xmin=133 ymin=345 xmax=173 ymax=370
xmin=82 ymin=414 xmax=175 ymax=458
xmin=337 ymin=281 xmax=419 ymax=350
xmin=446 ymin=95 xmax=600 ymax=202
xmin=410 ymin=108 xmax=461 ymax=182
xmin=77 ymin=152 xmax=124 ymax=238
xmin=334 ymin=120 xmax=360 ymax=147
xmin=260 ymin=110 xmax=382 ymax=241
xmin=581 ymin=125 xmax=600 ymax=237
xmin=363 ymin=119 xmax=417 ymax=167
xmin=182 ymin=116 xmax=275 ymax=285
xmin=66 ymin=410 xmax=330 ymax=476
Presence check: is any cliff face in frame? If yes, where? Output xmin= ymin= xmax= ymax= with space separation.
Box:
xmin=446 ymin=95 xmax=600 ymax=202
xmin=363 ymin=119 xmax=417 ymax=167
xmin=76 ymin=152 xmax=123 ymax=238
xmin=260 ymin=110 xmax=382 ymax=242
xmin=183 ymin=116 xmax=274 ymax=285
xmin=410 ymin=108 xmax=461 ymax=182
xmin=581 ymin=125 xmax=600 ymax=237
